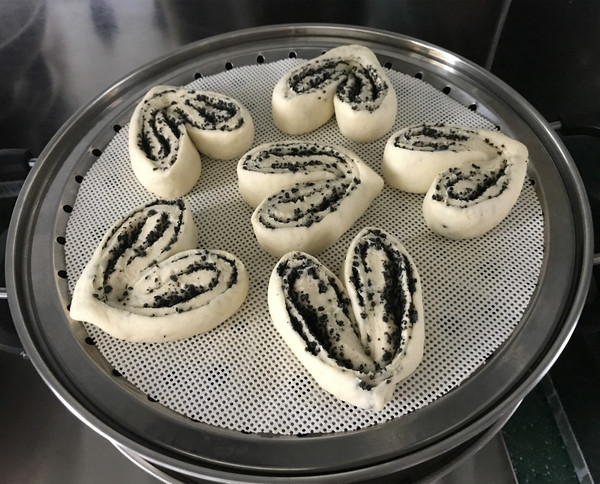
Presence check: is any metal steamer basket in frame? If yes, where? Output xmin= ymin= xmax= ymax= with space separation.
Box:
xmin=6 ymin=25 xmax=593 ymax=482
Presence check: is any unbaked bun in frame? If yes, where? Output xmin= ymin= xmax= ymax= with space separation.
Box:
xmin=382 ymin=124 xmax=494 ymax=193
xmin=382 ymin=123 xmax=529 ymax=239
xmin=268 ymin=227 xmax=424 ymax=411
xmin=70 ymin=199 xmax=249 ymax=342
xmin=237 ymin=140 xmax=384 ymax=257
xmin=272 ymin=45 xmax=397 ymax=142
xmin=129 ymin=85 xmax=254 ymax=198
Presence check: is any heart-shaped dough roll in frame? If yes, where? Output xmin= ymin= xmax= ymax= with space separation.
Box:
xmin=382 ymin=123 xmax=499 ymax=193
xmin=272 ymin=44 xmax=397 ymax=142
xmin=129 ymin=85 xmax=254 ymax=198
xmin=70 ymin=199 xmax=249 ymax=343
xmin=382 ymin=123 xmax=529 ymax=239
xmin=268 ymin=227 xmax=424 ymax=411
xmin=237 ymin=140 xmax=384 ymax=257
xmin=422 ymin=127 xmax=528 ymax=239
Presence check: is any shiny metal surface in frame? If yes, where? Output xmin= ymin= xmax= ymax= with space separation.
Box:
xmin=0 ymin=349 xmax=516 ymax=483
xmin=6 ymin=24 xmax=592 ymax=481
xmin=0 ymin=350 xmax=159 ymax=483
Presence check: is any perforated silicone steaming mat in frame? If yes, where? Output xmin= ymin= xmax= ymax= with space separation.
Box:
xmin=7 ymin=26 xmax=592 ymax=479
xmin=68 ymin=59 xmax=540 ymax=432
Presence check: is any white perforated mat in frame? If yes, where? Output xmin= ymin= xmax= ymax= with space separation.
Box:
xmin=65 ymin=58 xmax=544 ymax=435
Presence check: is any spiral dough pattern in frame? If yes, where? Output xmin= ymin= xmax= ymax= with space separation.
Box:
xmin=268 ymin=227 xmax=424 ymax=411
xmin=70 ymin=199 xmax=249 ymax=342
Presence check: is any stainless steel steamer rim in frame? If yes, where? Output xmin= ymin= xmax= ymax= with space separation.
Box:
xmin=6 ymin=24 xmax=593 ymax=480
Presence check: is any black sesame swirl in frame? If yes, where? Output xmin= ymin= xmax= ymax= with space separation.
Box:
xmin=336 ymin=63 xmax=390 ymax=111
xmin=344 ymin=228 xmax=422 ymax=367
xmin=125 ymin=249 xmax=243 ymax=316
xmin=70 ymin=198 xmax=249 ymax=342
xmin=256 ymin=177 xmax=357 ymax=229
xmin=417 ymin=125 xmax=529 ymax=239
xmin=272 ymin=44 xmax=397 ymax=142
xmin=238 ymin=141 xmax=384 ymax=257
xmin=268 ymin=227 xmax=425 ymax=411
xmin=287 ymin=58 xmax=389 ymax=111
xmin=135 ymin=87 xmax=250 ymax=168
xmin=288 ymin=58 xmax=350 ymax=95
xmin=91 ymin=199 xmax=196 ymax=305
xmin=240 ymin=141 xmax=348 ymax=179
xmin=129 ymin=85 xmax=254 ymax=198
xmin=241 ymin=141 xmax=361 ymax=226
xmin=430 ymin=160 xmax=509 ymax=208
xmin=393 ymin=123 xmax=475 ymax=152
xmin=276 ymin=252 xmax=374 ymax=373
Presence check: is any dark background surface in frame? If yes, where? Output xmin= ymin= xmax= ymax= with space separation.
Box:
xmin=1 ymin=1 xmax=599 ymax=482
xmin=1 ymin=0 xmax=599 ymax=158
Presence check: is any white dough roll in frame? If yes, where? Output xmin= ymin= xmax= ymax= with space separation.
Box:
xmin=129 ymin=85 xmax=254 ymax=198
xmin=237 ymin=140 xmax=344 ymax=208
xmin=334 ymin=88 xmax=397 ymax=142
xmin=70 ymin=199 xmax=249 ymax=343
xmin=341 ymin=227 xmax=425 ymax=377
xmin=272 ymin=44 xmax=397 ymax=142
xmin=382 ymin=124 xmax=493 ymax=193
xmin=422 ymin=128 xmax=529 ymax=239
xmin=268 ymin=227 xmax=424 ymax=411
xmin=272 ymin=74 xmax=338 ymax=136
xmin=238 ymin=141 xmax=384 ymax=257
xmin=184 ymin=100 xmax=254 ymax=160
xmin=129 ymin=124 xmax=202 ymax=199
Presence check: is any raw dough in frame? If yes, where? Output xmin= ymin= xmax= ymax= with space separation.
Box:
xmin=382 ymin=123 xmax=529 ymax=239
xmin=129 ymin=85 xmax=254 ymax=198
xmin=268 ymin=227 xmax=424 ymax=411
xmin=237 ymin=140 xmax=384 ymax=257
xmin=272 ymin=45 xmax=397 ymax=142
xmin=70 ymin=199 xmax=249 ymax=342
xmin=382 ymin=123 xmax=494 ymax=193
xmin=421 ymin=127 xmax=529 ymax=239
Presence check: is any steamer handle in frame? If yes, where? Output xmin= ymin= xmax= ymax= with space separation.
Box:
xmin=1 ymin=148 xmax=34 ymax=297
xmin=554 ymin=120 xmax=600 ymax=266
xmin=0 ymin=149 xmax=34 ymax=355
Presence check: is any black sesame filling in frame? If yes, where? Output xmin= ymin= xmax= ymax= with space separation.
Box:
xmin=275 ymin=243 xmax=419 ymax=378
xmin=258 ymin=177 xmax=356 ymax=229
xmin=395 ymin=123 xmax=474 ymax=151
xmin=137 ymin=88 xmax=246 ymax=165
xmin=288 ymin=59 xmax=349 ymax=94
xmin=96 ymin=200 xmax=186 ymax=302
xmin=287 ymin=57 xmax=388 ymax=110
xmin=336 ymin=64 xmax=388 ymax=111
xmin=433 ymin=160 xmax=509 ymax=204
xmin=242 ymin=143 xmax=346 ymax=178
xmin=249 ymin=142 xmax=363 ymax=229
xmin=148 ymin=255 xmax=239 ymax=309
xmin=349 ymin=229 xmax=419 ymax=364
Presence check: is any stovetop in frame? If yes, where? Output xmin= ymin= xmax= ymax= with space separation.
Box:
xmin=1 ymin=1 xmax=599 ymax=482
